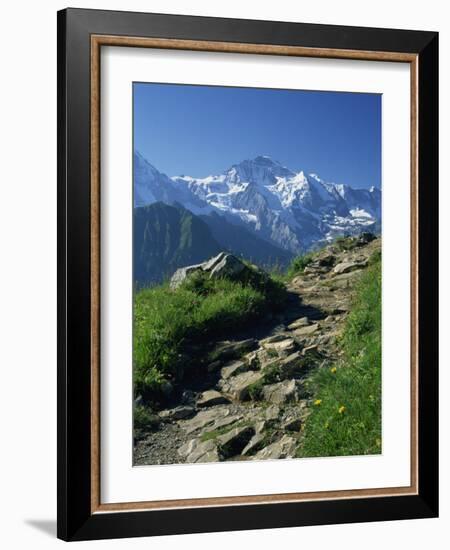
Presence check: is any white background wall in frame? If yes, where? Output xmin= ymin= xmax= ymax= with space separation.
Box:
xmin=0 ymin=1 xmax=447 ymax=548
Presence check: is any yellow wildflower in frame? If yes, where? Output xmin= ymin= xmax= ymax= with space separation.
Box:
xmin=338 ymin=405 xmax=346 ymax=414
xmin=330 ymin=367 xmax=337 ymax=374
xmin=314 ymin=399 xmax=322 ymax=406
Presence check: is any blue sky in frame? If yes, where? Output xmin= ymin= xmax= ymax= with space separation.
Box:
xmin=134 ymin=82 xmax=381 ymax=189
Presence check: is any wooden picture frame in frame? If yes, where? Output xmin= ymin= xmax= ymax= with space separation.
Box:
xmin=57 ymin=7 xmax=438 ymax=541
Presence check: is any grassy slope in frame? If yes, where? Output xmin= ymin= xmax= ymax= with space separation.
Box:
xmin=298 ymin=252 xmax=382 ymax=457
xmin=134 ymin=271 xmax=286 ymax=405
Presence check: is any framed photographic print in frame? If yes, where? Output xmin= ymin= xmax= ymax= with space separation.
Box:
xmin=57 ymin=8 xmax=439 ymax=541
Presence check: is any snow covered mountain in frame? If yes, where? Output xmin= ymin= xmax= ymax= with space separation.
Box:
xmin=134 ymin=152 xmax=381 ymax=254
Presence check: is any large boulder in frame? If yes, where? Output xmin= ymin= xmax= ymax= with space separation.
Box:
xmin=170 ymin=263 xmax=205 ymax=289
xmin=209 ymin=253 xmax=247 ymax=279
xmin=201 ymin=252 xmax=228 ymax=271
xmin=170 ymin=252 xmax=266 ymax=289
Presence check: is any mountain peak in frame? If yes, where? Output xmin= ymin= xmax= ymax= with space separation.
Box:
xmin=226 ymin=155 xmax=294 ymax=185
xmin=252 ymin=155 xmax=279 ymax=165
xmin=133 ymin=151 xmax=381 ymax=254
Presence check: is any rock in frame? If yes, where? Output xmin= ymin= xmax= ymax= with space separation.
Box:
xmin=262 ymin=379 xmax=301 ymax=405
xmin=315 ymin=331 xmax=340 ymax=346
xmin=220 ymin=360 xmax=249 ymax=380
xmin=293 ymin=323 xmax=320 ymax=337
xmin=287 ymin=317 xmax=309 ymax=330
xmin=241 ymin=433 xmax=266 ymax=456
xmin=333 ymin=260 xmax=368 ymax=275
xmin=201 ymin=252 xmax=227 ymax=271
xmin=185 ymin=439 xmax=220 ymax=463
xmin=209 ymin=253 xmax=247 ymax=279
xmin=271 ymin=324 xmax=288 ymax=334
xmin=277 ymin=352 xmax=307 ymax=379
xmin=262 ymin=337 xmax=296 ymax=355
xmin=302 ymin=344 xmax=320 ymax=357
xmin=317 ymin=253 xmax=336 ymax=268
xmin=159 ymin=405 xmax=196 ymax=421
xmin=197 ymin=390 xmax=230 ymax=408
xmin=170 ymin=263 xmax=204 ymax=289
xmin=260 ymin=333 xmax=290 ymax=345
xmin=303 ymin=254 xmax=335 ymax=274
xmin=178 ymin=438 xmax=198 ymax=458
xmin=182 ymin=407 xmax=231 ymax=434
xmin=209 ymin=414 xmax=243 ymax=432
xmin=169 ymin=252 xmax=262 ymax=289
xmin=244 ymin=351 xmax=260 ymax=369
xmin=303 ymin=264 xmax=325 ymax=275
xmin=213 ymin=339 xmax=259 ymax=361
xmin=331 ymin=271 xmax=361 ymax=284
xmin=218 ymin=370 xmax=265 ymax=401
xmin=282 ymin=416 xmax=303 ymax=432
xmin=265 ymin=405 xmax=281 ymax=424
xmin=254 ymin=435 xmax=297 ymax=460
xmin=255 ymin=349 xmax=278 ymax=370
xmin=290 ymin=275 xmax=304 ymax=287
xmin=254 ymin=420 xmax=267 ymax=434
xmin=218 ymin=426 xmax=255 ymax=458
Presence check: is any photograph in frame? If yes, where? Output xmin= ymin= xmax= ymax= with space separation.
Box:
xmin=52 ymin=5 xmax=438 ymax=542
xmin=132 ymin=82 xmax=383 ymax=466
xmin=0 ymin=0 xmax=443 ymax=546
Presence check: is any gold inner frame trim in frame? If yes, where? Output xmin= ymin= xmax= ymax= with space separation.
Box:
xmin=90 ymin=34 xmax=419 ymax=514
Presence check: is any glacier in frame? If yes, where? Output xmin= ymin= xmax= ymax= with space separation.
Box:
xmin=134 ymin=152 xmax=381 ymax=254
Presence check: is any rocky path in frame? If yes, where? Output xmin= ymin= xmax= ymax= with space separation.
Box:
xmin=134 ymin=237 xmax=381 ymax=465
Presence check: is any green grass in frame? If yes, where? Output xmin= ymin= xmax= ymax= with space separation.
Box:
xmin=298 ymin=253 xmax=382 ymax=457
xmin=134 ymin=270 xmax=287 ymax=406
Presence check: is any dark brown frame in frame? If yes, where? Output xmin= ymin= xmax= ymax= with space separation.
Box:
xmin=58 ymin=8 xmax=438 ymax=541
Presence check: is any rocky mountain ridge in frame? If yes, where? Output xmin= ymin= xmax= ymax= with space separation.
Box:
xmin=134 ymin=152 xmax=381 ymax=255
